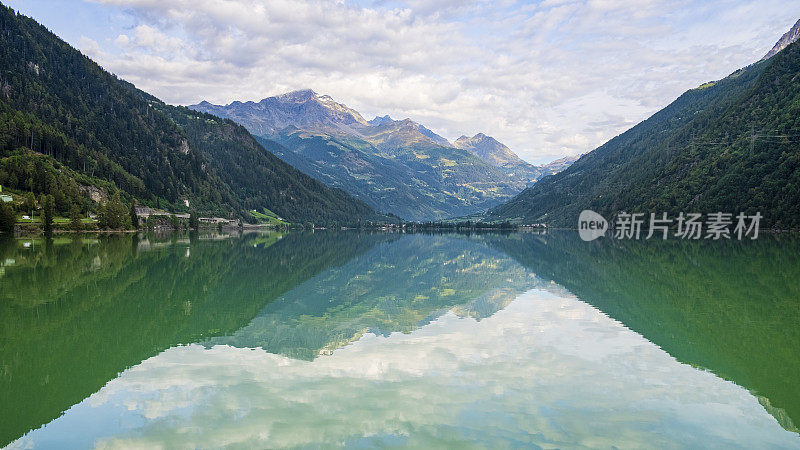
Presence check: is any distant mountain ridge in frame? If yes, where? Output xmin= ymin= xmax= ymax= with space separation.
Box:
xmin=258 ymin=128 xmax=524 ymax=221
xmin=452 ymin=134 xmax=578 ymax=177
xmin=191 ymin=91 xmax=453 ymax=148
xmin=365 ymin=115 xmax=452 ymax=147
xmin=191 ymin=92 xmax=575 ymax=220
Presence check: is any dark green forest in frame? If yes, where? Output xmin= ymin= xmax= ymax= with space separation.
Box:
xmin=167 ymin=107 xmax=382 ymax=223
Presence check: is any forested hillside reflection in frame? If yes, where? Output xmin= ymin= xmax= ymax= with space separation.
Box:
xmin=209 ymin=234 xmax=555 ymax=359
xmin=0 ymin=232 xmax=392 ymax=446
xmin=3 ymin=231 xmax=798 ymax=445
xmin=486 ymin=232 xmax=800 ymax=433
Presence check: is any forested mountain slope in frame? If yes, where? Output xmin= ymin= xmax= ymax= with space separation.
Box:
xmin=264 ymin=129 xmax=524 ymax=221
xmin=489 ymin=39 xmax=800 ymax=229
xmin=0 ymin=4 xmax=382 ymax=224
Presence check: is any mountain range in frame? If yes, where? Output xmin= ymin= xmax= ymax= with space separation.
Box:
xmin=191 ymin=91 xmax=575 ymax=220
xmin=3 ymin=1 xmax=797 ymax=229
xmin=0 ymin=0 xmax=576 ymax=226
xmin=489 ymin=19 xmax=800 ymax=229
xmin=0 ymin=4 xmax=384 ymax=225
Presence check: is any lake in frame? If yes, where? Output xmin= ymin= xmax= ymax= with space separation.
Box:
xmin=1 ymin=231 xmax=799 ymax=448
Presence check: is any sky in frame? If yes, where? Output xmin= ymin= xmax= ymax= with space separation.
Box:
xmin=6 ymin=1 xmax=800 ymax=164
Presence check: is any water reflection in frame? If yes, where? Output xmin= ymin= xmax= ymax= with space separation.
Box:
xmin=484 ymin=232 xmax=800 ymax=432
xmin=14 ymin=291 xmax=800 ymax=448
xmin=2 ymin=231 xmax=799 ymax=447
xmin=208 ymin=234 xmax=553 ymax=360
xmin=0 ymin=231 xmax=393 ymax=447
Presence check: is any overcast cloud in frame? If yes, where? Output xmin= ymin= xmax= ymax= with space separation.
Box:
xmin=8 ymin=0 xmax=800 ymax=163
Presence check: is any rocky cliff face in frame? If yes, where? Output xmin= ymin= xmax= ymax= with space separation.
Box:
xmin=762 ymin=18 xmax=800 ymax=60
xmin=191 ymin=90 xmax=368 ymax=137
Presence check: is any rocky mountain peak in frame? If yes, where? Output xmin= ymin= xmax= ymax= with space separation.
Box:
xmin=453 ymin=133 xmax=526 ymax=168
xmin=191 ymin=90 xmax=455 ymax=146
xmin=277 ymin=89 xmax=318 ymax=101
xmin=189 ymin=89 xmax=370 ymax=136
xmin=398 ymin=118 xmax=416 ymax=127
xmin=368 ymin=115 xmax=394 ymax=126
xmin=762 ymin=18 xmax=800 ymax=60
xmin=361 ymin=116 xmax=451 ymax=147
xmin=369 ymin=115 xmax=390 ymax=124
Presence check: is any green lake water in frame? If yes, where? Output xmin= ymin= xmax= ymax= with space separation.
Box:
xmin=1 ymin=231 xmax=799 ymax=448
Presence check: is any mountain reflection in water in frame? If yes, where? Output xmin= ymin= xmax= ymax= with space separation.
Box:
xmin=2 ymin=231 xmax=798 ymax=448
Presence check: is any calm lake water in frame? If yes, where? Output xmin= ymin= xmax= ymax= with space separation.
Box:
xmin=1 ymin=231 xmax=799 ymax=448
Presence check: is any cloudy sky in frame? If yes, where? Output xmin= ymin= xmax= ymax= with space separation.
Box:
xmin=7 ymin=0 xmax=800 ymax=163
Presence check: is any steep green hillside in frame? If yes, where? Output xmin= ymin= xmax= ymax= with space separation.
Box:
xmin=0 ymin=4 xmax=382 ymax=224
xmin=165 ymin=108 xmax=383 ymax=223
xmin=266 ymin=130 xmax=527 ymax=220
xmin=260 ymin=132 xmax=431 ymax=219
xmin=489 ymin=42 xmax=800 ymax=228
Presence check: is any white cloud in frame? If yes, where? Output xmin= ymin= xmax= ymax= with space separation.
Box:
xmin=115 ymin=24 xmax=187 ymax=54
xmin=77 ymin=0 xmax=800 ymax=163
